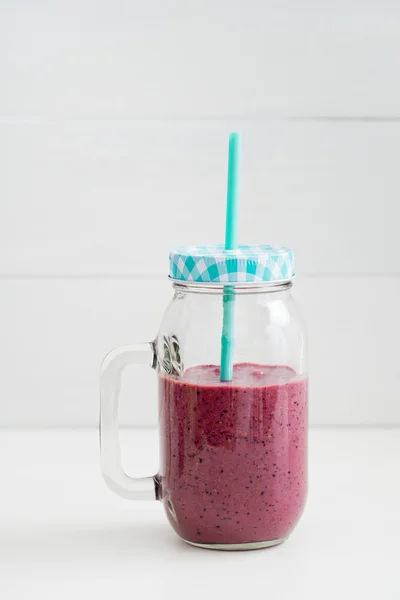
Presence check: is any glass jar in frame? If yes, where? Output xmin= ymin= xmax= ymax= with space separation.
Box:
xmin=100 ymin=245 xmax=308 ymax=550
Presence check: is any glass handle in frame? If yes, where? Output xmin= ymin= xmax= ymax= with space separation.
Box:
xmin=100 ymin=343 xmax=159 ymax=501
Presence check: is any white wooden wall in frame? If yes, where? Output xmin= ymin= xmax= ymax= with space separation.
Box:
xmin=2 ymin=1 xmax=399 ymax=426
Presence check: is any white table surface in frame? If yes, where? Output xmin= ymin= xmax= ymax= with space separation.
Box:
xmin=1 ymin=428 xmax=399 ymax=600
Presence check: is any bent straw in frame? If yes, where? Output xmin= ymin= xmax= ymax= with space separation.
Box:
xmin=220 ymin=132 xmax=241 ymax=381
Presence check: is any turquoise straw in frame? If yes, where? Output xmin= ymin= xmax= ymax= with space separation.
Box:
xmin=220 ymin=132 xmax=241 ymax=381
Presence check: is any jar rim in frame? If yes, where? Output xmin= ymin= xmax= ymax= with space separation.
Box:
xmin=171 ymin=279 xmax=293 ymax=294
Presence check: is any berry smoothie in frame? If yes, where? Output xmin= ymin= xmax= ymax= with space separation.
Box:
xmin=158 ymin=363 xmax=308 ymax=547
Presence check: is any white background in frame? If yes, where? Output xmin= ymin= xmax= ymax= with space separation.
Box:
xmin=2 ymin=0 xmax=400 ymax=427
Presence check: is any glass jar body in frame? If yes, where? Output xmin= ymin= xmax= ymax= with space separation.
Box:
xmin=157 ymin=282 xmax=308 ymax=550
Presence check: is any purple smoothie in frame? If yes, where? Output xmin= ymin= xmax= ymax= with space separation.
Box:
xmin=158 ymin=363 xmax=308 ymax=546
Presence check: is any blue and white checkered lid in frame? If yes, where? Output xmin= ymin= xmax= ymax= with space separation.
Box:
xmin=169 ymin=245 xmax=294 ymax=284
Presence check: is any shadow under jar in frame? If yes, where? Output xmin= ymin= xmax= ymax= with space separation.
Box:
xmin=100 ymin=245 xmax=308 ymax=551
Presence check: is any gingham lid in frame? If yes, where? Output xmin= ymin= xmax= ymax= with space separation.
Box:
xmin=169 ymin=244 xmax=294 ymax=284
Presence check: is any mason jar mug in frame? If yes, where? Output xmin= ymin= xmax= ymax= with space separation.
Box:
xmin=100 ymin=245 xmax=308 ymax=550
